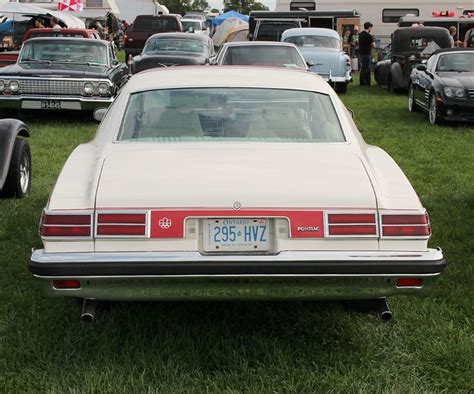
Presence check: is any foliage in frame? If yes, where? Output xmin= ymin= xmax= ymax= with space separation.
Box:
xmin=223 ymin=0 xmax=269 ymax=14
xmin=0 ymin=78 xmax=473 ymax=392
xmin=190 ymin=0 xmax=210 ymax=11
xmin=160 ymin=0 xmax=192 ymax=16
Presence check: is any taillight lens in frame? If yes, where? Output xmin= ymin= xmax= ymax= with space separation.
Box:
xmin=53 ymin=280 xmax=81 ymax=289
xmin=40 ymin=212 xmax=92 ymax=238
xmin=396 ymin=278 xmax=423 ymax=287
xmin=327 ymin=213 xmax=377 ymax=236
xmin=381 ymin=213 xmax=431 ymax=237
xmin=96 ymin=212 xmax=147 ymax=237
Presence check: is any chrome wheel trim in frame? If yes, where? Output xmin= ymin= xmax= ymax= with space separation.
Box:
xmin=429 ymin=95 xmax=437 ymax=125
xmin=408 ymin=85 xmax=415 ymax=112
xmin=19 ymin=152 xmax=30 ymax=194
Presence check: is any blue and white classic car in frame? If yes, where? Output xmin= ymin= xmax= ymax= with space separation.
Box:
xmin=282 ymin=28 xmax=352 ymax=93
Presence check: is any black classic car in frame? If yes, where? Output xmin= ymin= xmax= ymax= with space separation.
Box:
xmin=0 ymin=38 xmax=128 ymax=113
xmin=0 ymin=119 xmax=31 ymax=198
xmin=408 ymin=48 xmax=474 ymax=124
xmin=375 ymin=27 xmax=452 ymax=92
xmin=130 ymin=33 xmax=215 ymax=74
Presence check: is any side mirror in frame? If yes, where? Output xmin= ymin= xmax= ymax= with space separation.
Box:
xmin=94 ymin=108 xmax=108 ymax=122
xmin=416 ymin=64 xmax=427 ymax=71
xmin=306 ymin=60 xmax=315 ymax=67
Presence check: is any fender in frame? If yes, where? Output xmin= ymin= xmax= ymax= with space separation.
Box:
xmin=0 ymin=119 xmax=30 ymax=189
xmin=390 ymin=62 xmax=407 ymax=91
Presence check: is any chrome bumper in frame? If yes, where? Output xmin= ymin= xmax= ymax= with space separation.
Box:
xmin=30 ymin=249 xmax=446 ymax=301
xmin=0 ymin=95 xmax=114 ymax=111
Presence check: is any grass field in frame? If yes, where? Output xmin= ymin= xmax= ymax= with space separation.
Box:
xmin=1 ymin=78 xmax=473 ymax=392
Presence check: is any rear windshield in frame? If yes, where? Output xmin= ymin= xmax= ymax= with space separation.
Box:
xmin=222 ymin=45 xmax=306 ymax=68
xmin=144 ymin=38 xmax=207 ymax=54
xmin=28 ymin=32 xmax=88 ymax=39
xmin=132 ymin=16 xmax=180 ymax=32
xmin=118 ymin=88 xmax=345 ymax=143
xmin=284 ymin=35 xmax=341 ymax=50
xmin=255 ymin=22 xmax=299 ymax=41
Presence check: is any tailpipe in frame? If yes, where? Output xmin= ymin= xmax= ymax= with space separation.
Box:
xmin=81 ymin=298 xmax=97 ymax=322
xmin=376 ymin=298 xmax=392 ymax=321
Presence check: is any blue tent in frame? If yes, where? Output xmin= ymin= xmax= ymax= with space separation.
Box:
xmin=212 ymin=11 xmax=249 ymax=27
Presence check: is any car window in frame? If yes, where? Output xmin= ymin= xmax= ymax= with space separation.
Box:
xmin=20 ymin=41 xmax=108 ymax=64
xmin=256 ymin=23 xmax=299 ymax=41
xmin=284 ymin=35 xmax=341 ymax=50
xmin=182 ymin=21 xmax=202 ymax=31
xmin=426 ymin=55 xmax=436 ymax=72
xmin=436 ymin=52 xmax=474 ymax=72
xmin=222 ymin=45 xmax=306 ymax=68
xmin=133 ymin=16 xmax=179 ymax=32
xmin=144 ymin=38 xmax=207 ymax=54
xmin=119 ymin=88 xmax=345 ymax=143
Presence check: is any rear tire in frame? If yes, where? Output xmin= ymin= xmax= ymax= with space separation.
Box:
xmin=1 ymin=138 xmax=31 ymax=198
xmin=335 ymin=83 xmax=348 ymax=94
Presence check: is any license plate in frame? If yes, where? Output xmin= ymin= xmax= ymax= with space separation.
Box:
xmin=203 ymin=218 xmax=270 ymax=252
xmin=41 ymin=100 xmax=61 ymax=110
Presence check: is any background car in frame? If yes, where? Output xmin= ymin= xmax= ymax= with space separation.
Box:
xmin=282 ymin=27 xmax=352 ymax=93
xmin=131 ymin=33 xmax=215 ymax=73
xmin=215 ymin=41 xmax=308 ymax=69
xmin=29 ymin=67 xmax=445 ymax=321
xmin=408 ymin=48 xmax=474 ymax=124
xmin=375 ymin=27 xmax=452 ymax=92
xmin=0 ymin=37 xmax=129 ymax=113
xmin=0 ymin=119 xmax=31 ymax=198
xmin=181 ymin=18 xmax=209 ymax=36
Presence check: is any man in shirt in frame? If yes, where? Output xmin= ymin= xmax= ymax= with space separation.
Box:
xmin=464 ymin=27 xmax=474 ymax=48
xmin=358 ymin=22 xmax=375 ymax=86
xmin=50 ymin=17 xmax=61 ymax=31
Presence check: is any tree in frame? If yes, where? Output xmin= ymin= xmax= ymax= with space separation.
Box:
xmin=190 ymin=0 xmax=209 ymax=11
xmin=160 ymin=0 xmax=192 ymax=15
xmin=211 ymin=8 xmax=220 ymax=13
xmin=223 ymin=0 xmax=269 ymax=14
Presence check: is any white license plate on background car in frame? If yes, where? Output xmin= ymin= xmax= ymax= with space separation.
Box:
xmin=203 ymin=218 xmax=270 ymax=252
xmin=41 ymin=100 xmax=61 ymax=110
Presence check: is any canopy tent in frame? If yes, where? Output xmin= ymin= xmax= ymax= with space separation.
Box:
xmin=57 ymin=0 xmax=84 ymax=12
xmin=212 ymin=11 xmax=249 ymax=27
xmin=212 ymin=17 xmax=249 ymax=47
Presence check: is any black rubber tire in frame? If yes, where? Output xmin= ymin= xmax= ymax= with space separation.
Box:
xmin=1 ymin=137 xmax=31 ymax=198
xmin=335 ymin=83 xmax=348 ymax=94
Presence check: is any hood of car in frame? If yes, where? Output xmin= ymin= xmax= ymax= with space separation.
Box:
xmin=436 ymin=72 xmax=474 ymax=89
xmin=0 ymin=63 xmax=111 ymax=79
xmin=95 ymin=145 xmax=377 ymax=209
xmin=299 ymin=48 xmax=342 ymax=76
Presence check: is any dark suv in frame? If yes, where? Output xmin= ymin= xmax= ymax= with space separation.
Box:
xmin=375 ymin=27 xmax=451 ymax=92
xmin=124 ymin=15 xmax=183 ymax=59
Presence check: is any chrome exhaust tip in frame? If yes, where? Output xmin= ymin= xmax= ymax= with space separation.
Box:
xmin=81 ymin=298 xmax=97 ymax=322
xmin=376 ymin=298 xmax=393 ymax=321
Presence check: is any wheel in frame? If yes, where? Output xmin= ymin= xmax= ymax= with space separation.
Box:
xmin=335 ymin=83 xmax=348 ymax=94
xmin=408 ymin=84 xmax=418 ymax=112
xmin=429 ymin=94 xmax=440 ymax=125
xmin=1 ymin=138 xmax=31 ymax=198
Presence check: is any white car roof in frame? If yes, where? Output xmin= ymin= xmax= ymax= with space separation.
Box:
xmin=222 ymin=41 xmax=299 ymax=48
xmin=125 ymin=66 xmax=333 ymax=94
xmin=282 ymin=28 xmax=341 ymax=40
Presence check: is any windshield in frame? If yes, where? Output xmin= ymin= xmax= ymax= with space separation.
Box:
xmin=222 ymin=46 xmax=306 ymax=68
xmin=284 ymin=35 xmax=341 ymax=49
xmin=19 ymin=41 xmax=107 ymax=65
xmin=144 ymin=38 xmax=207 ymax=54
xmin=119 ymin=88 xmax=345 ymax=143
xmin=182 ymin=21 xmax=202 ymax=31
xmin=436 ymin=52 xmax=474 ymax=72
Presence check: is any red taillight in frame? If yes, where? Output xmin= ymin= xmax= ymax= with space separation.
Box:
xmin=327 ymin=213 xmax=377 ymax=236
xmin=381 ymin=213 xmax=431 ymax=237
xmin=96 ymin=212 xmax=148 ymax=237
xmin=396 ymin=278 xmax=423 ymax=287
xmin=53 ymin=280 xmax=81 ymax=289
xmin=40 ymin=212 xmax=92 ymax=238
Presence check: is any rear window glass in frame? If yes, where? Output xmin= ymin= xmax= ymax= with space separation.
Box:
xmin=222 ymin=46 xmax=306 ymax=68
xmin=255 ymin=22 xmax=299 ymax=41
xmin=133 ymin=16 xmax=179 ymax=32
xmin=118 ymin=88 xmax=345 ymax=143
xmin=28 ymin=32 xmax=87 ymax=39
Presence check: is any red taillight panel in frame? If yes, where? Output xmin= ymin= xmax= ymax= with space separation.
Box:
xmin=327 ymin=213 xmax=377 ymax=237
xmin=53 ymin=280 xmax=81 ymax=289
xmin=396 ymin=278 xmax=423 ymax=287
xmin=381 ymin=212 xmax=431 ymax=238
xmin=40 ymin=212 xmax=92 ymax=238
xmin=96 ymin=212 xmax=148 ymax=237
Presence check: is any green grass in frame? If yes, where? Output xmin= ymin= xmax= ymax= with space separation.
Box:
xmin=1 ymin=79 xmax=473 ymax=392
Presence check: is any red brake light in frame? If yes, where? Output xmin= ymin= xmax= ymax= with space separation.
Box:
xmin=40 ymin=212 xmax=92 ymax=238
xmin=53 ymin=280 xmax=81 ymax=289
xmin=381 ymin=213 xmax=431 ymax=237
xmin=396 ymin=278 xmax=423 ymax=287
xmin=96 ymin=212 xmax=148 ymax=237
xmin=329 ymin=225 xmax=377 ymax=236
xmin=327 ymin=213 xmax=377 ymax=236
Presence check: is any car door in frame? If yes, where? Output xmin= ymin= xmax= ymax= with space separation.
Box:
xmin=416 ymin=56 xmax=436 ymax=109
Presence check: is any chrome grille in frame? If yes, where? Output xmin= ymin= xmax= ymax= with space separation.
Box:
xmin=468 ymin=89 xmax=474 ymax=99
xmin=18 ymin=79 xmax=84 ymax=96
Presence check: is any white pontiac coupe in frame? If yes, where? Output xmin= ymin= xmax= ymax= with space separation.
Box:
xmin=29 ymin=67 xmax=446 ymax=320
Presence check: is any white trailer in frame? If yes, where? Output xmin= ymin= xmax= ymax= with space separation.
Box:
xmin=274 ymin=0 xmax=474 ymax=44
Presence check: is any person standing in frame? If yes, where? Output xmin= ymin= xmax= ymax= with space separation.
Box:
xmin=358 ymin=22 xmax=375 ymax=86
xmin=350 ymin=25 xmax=359 ymax=70
xmin=464 ymin=27 xmax=474 ymax=48
xmin=449 ymin=26 xmax=461 ymax=47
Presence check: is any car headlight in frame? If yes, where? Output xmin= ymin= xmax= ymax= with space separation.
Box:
xmin=83 ymin=82 xmax=94 ymax=95
xmin=0 ymin=80 xmax=4 ymax=91
xmin=97 ymin=82 xmax=110 ymax=96
xmin=9 ymin=80 xmax=19 ymax=92
xmin=444 ymin=87 xmax=465 ymax=98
